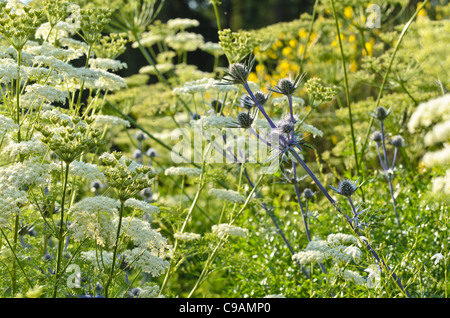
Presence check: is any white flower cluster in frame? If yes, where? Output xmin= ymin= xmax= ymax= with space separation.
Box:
xmin=174 ymin=232 xmax=201 ymax=241
xmin=209 ymin=188 xmax=247 ymax=204
xmin=173 ymin=77 xmax=238 ymax=95
xmin=0 ymin=183 xmax=28 ymax=227
xmin=167 ymin=18 xmax=200 ymax=30
xmin=192 ymin=115 xmax=235 ymax=129
xmin=0 ymin=114 xmax=18 ymax=136
xmin=166 ymin=32 xmax=204 ymax=52
xmin=93 ymin=114 xmax=130 ymax=128
xmin=25 ymin=83 xmax=68 ymax=104
xmin=0 ymin=158 xmax=56 ymax=189
xmin=69 ymin=197 xmax=120 ymax=247
xmin=80 ymin=250 xmax=114 ymax=270
xmin=164 ymin=166 xmax=202 ymax=177
xmin=292 ymin=233 xmax=362 ymax=265
xmin=68 ymin=160 xmax=105 ymax=182
xmin=408 ymin=94 xmax=450 ymax=198
xmin=119 ymin=217 xmax=171 ymax=277
xmin=292 ymin=250 xmax=325 ymax=264
xmin=125 ymin=198 xmax=160 ymax=217
xmin=3 ymin=136 xmax=47 ymax=158
xmin=89 ymin=58 xmax=127 ymax=71
xmin=212 ymin=223 xmax=249 ymax=238
xmin=139 ymin=63 xmax=173 ymax=75
xmin=200 ymin=41 xmax=224 ymax=56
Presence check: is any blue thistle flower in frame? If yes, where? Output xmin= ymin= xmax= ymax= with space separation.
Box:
xmin=329 ymin=178 xmax=363 ymax=197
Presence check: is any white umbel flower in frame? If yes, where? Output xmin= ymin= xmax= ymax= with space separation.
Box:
xmin=174 ymin=232 xmax=201 ymax=241
xmin=209 ymin=188 xmax=247 ymax=204
xmin=212 ymin=223 xmax=248 ymax=238
xmin=164 ymin=166 xmax=202 ymax=177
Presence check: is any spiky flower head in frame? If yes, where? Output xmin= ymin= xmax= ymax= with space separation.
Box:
xmin=222 ymin=56 xmax=255 ymax=86
xmin=370 ymin=131 xmax=382 ymax=143
xmin=302 ymin=188 xmax=316 ymax=200
xmin=236 ymin=112 xmax=254 ymax=129
xmin=210 ymin=100 xmax=223 ymax=113
xmin=270 ymin=74 xmax=305 ymax=96
xmin=371 ymin=106 xmax=391 ymax=121
xmin=390 ymin=135 xmax=405 ymax=148
xmin=277 ymin=118 xmax=295 ymax=134
xmin=329 ymin=178 xmax=363 ymax=197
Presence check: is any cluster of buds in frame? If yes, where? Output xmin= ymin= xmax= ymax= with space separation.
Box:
xmin=79 ymin=7 xmax=112 ymax=45
xmin=93 ymin=32 xmax=129 ymax=59
xmin=100 ymin=151 xmax=155 ymax=201
xmin=218 ymin=29 xmax=261 ymax=64
xmin=35 ymin=115 xmax=103 ymax=163
xmin=0 ymin=3 xmax=44 ymax=51
xmin=304 ymin=77 xmax=340 ymax=108
xmin=42 ymin=0 xmax=70 ymax=28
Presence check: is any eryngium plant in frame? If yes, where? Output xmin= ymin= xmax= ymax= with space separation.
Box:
xmin=220 ymin=54 xmax=411 ymax=297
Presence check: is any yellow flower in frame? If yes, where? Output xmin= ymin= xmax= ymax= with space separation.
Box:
xmin=331 ymin=135 xmax=338 ymax=145
xmin=348 ymin=34 xmax=356 ymax=43
xmin=350 ymin=60 xmax=358 ymax=72
xmin=255 ymin=64 xmax=265 ymax=73
xmin=344 ymin=6 xmax=353 ymax=19
xmin=298 ymin=44 xmax=305 ymax=56
xmin=289 ymin=38 xmax=298 ymax=48
xmin=298 ymin=28 xmax=308 ymax=39
xmin=417 ymin=2 xmax=428 ymax=17
xmin=248 ymin=72 xmax=258 ymax=83
xmin=282 ymin=46 xmax=293 ymax=57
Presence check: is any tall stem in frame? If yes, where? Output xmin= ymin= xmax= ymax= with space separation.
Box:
xmin=104 ymin=199 xmax=125 ymax=298
xmin=52 ymin=161 xmax=71 ymax=298
xmin=387 ymin=174 xmax=402 ymax=230
xmin=211 ymin=0 xmax=222 ymax=31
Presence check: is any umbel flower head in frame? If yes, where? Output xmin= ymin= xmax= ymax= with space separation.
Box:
xmin=269 ymin=73 xmax=305 ymax=96
xmin=222 ymin=55 xmax=256 ymax=86
xmin=371 ymin=106 xmax=391 ymax=121
xmin=329 ymin=178 xmax=363 ymax=197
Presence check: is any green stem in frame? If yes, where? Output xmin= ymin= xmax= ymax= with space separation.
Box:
xmin=159 ymin=157 xmax=207 ymax=296
xmin=0 ymin=227 xmax=33 ymax=291
xmin=52 ymin=161 xmax=71 ymax=298
xmin=11 ymin=215 xmax=19 ymax=295
xmin=16 ymin=49 xmax=22 ymax=143
xmin=104 ymin=199 xmax=125 ymax=298
xmin=330 ymin=0 xmax=359 ymax=177
xmin=211 ymin=0 xmax=222 ymax=31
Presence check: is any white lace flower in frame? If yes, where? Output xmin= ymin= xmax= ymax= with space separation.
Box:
xmin=212 ymin=223 xmax=248 ymax=238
